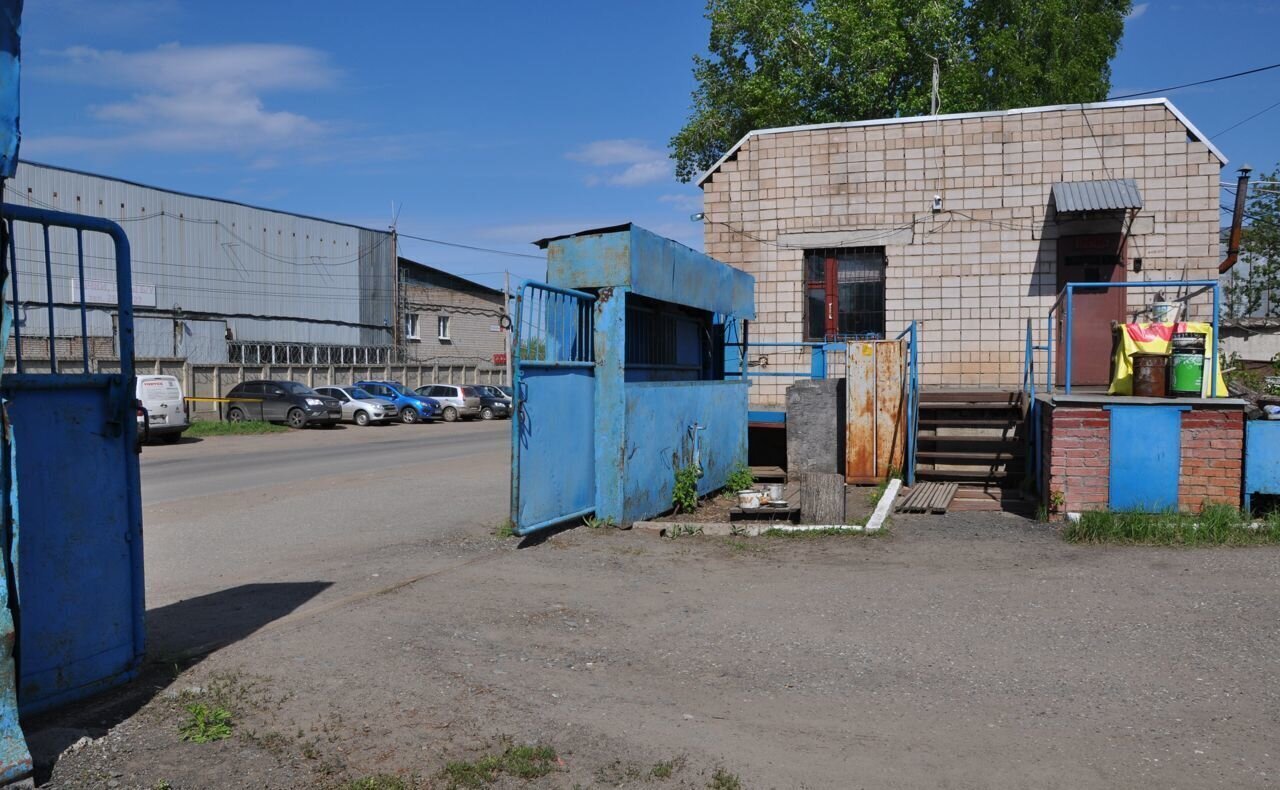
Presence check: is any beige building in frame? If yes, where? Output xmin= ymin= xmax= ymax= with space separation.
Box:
xmin=698 ymin=98 xmax=1226 ymax=405
xmin=398 ymin=257 xmax=507 ymax=382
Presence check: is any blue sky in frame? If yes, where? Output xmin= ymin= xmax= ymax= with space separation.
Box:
xmin=16 ymin=1 xmax=1280 ymax=289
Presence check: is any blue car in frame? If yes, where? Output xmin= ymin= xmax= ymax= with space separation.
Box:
xmin=353 ymin=380 xmax=441 ymax=424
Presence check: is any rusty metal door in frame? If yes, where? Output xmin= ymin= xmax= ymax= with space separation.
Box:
xmin=510 ymin=281 xmax=596 ymax=535
xmin=845 ymin=340 xmax=906 ymax=484
xmin=1056 ymin=234 xmax=1126 ymax=387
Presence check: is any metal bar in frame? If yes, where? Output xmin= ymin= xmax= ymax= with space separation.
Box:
xmin=810 ymin=346 xmax=826 ymax=379
xmin=514 ymin=506 xmax=595 ymax=537
xmin=8 ymin=221 xmax=21 ymax=372
xmin=1211 ymin=282 xmax=1220 ymax=397
xmin=518 ymin=361 xmax=596 ymax=370
xmin=42 ymin=224 xmax=56 ymax=373
xmin=1064 ymin=285 xmax=1074 ymax=394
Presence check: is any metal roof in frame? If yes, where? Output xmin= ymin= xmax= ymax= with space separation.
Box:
xmin=695 ymin=98 xmax=1228 ymax=186
xmin=1051 ymin=178 xmax=1144 ymax=213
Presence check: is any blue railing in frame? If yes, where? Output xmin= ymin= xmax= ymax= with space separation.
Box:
xmin=1047 ymin=280 xmax=1221 ymax=395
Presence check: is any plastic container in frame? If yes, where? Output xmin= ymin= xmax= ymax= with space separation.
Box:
xmin=1131 ymin=352 xmax=1170 ymax=398
xmin=1170 ymin=332 xmax=1206 ymax=397
xmin=1149 ymin=302 xmax=1181 ymax=323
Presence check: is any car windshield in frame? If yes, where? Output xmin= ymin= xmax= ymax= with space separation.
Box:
xmin=349 ymin=388 xmax=375 ymax=400
xmin=385 ymin=382 xmax=414 ymax=396
xmin=281 ymin=382 xmax=318 ymax=396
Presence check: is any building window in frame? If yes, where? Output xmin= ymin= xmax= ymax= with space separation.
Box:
xmin=405 ymin=313 xmax=420 ymax=340
xmin=437 ymin=315 xmax=451 ymax=341
xmin=802 ymin=248 xmax=886 ymax=341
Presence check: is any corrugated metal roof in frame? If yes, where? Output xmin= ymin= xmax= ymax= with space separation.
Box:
xmin=1051 ymin=178 xmax=1144 ymax=213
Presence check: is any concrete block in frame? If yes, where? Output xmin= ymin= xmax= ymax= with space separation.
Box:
xmin=786 ymin=378 xmax=844 ymax=477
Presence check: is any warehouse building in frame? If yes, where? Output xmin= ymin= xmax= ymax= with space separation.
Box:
xmin=4 ymin=160 xmax=397 ymax=367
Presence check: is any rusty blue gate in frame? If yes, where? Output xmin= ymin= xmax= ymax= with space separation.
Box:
xmin=510 ymin=281 xmax=596 ymax=535
xmin=1 ymin=203 xmax=145 ymax=721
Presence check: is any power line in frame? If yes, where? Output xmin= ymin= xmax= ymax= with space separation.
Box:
xmin=1108 ymin=61 xmax=1280 ymax=100
xmin=396 ymin=231 xmax=545 ymax=261
xmin=1211 ymin=97 xmax=1280 ymax=139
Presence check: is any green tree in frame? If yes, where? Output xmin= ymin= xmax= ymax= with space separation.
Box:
xmin=1225 ymin=168 xmax=1280 ymax=318
xmin=671 ymin=0 xmax=1131 ymax=182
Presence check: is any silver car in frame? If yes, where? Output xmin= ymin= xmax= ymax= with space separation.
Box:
xmin=415 ymin=384 xmax=482 ymax=422
xmin=314 ymin=386 xmax=399 ymax=426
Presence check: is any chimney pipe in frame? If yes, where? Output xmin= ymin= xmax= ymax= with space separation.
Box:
xmin=1219 ymin=165 xmax=1252 ymax=273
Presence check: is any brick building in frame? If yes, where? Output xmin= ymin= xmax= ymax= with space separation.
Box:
xmin=397 ymin=257 xmax=507 ymax=382
xmin=697 ymin=98 xmax=1226 ymax=406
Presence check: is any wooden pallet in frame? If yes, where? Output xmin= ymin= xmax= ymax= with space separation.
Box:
xmin=895 ymin=482 xmax=959 ymax=514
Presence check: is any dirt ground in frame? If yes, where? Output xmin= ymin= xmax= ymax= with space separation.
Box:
xmin=27 ymin=510 xmax=1280 ymax=789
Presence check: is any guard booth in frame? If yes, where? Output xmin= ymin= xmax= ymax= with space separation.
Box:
xmin=510 ymin=224 xmax=754 ymax=535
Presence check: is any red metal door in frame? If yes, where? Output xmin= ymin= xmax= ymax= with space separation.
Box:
xmin=1055 ymin=234 xmax=1126 ymax=387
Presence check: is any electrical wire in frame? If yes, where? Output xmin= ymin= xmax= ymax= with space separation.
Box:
xmin=1211 ymin=97 xmax=1280 ymax=139
xmin=1108 ymin=62 xmax=1280 ymax=100
xmin=396 ymin=231 xmax=545 ymax=260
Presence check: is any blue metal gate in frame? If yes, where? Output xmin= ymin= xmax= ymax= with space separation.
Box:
xmin=510 ymin=281 xmax=595 ymax=535
xmin=0 ymin=204 xmax=144 ymax=715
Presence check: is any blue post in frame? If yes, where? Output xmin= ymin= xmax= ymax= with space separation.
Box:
xmin=1064 ymin=285 xmax=1074 ymax=394
xmin=810 ymin=345 xmax=826 ymax=379
xmin=1211 ymin=282 xmax=1220 ymax=398
xmin=1045 ymin=311 xmax=1053 ymax=393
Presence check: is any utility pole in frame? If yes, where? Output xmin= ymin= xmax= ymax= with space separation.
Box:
xmin=503 ymin=270 xmax=512 ymax=385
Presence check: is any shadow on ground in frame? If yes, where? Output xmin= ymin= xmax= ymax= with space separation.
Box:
xmin=22 ymin=581 xmax=331 ymax=783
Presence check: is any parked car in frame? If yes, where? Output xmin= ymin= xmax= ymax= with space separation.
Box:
xmin=314 ymin=386 xmax=399 ymax=426
xmin=136 ymin=373 xmax=188 ymax=440
xmin=414 ymin=384 xmax=482 ymax=422
xmin=136 ymin=374 xmax=189 ymax=443
xmin=496 ymin=385 xmax=513 ymax=398
xmin=473 ymin=385 xmax=512 ymax=420
xmin=224 ymin=380 xmax=342 ymax=428
xmin=353 ymin=380 xmax=440 ymax=424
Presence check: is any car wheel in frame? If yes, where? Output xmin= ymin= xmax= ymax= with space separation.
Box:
xmin=286 ymin=408 xmax=307 ymax=429
xmin=481 ymin=407 xmax=494 ymax=420
xmin=227 ymin=407 xmax=246 ymax=423
xmin=442 ymin=406 xmax=459 ymax=422
xmin=400 ymin=407 xmax=419 ymax=424
xmin=354 ymin=410 xmax=370 ymax=426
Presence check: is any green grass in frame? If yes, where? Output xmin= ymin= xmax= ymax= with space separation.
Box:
xmin=494 ymin=519 xmax=516 ymax=539
xmin=186 ymin=420 xmax=290 ymax=437
xmin=762 ymin=526 xmax=889 ymax=539
xmin=442 ymin=743 xmax=558 ymax=788
xmin=708 ymin=767 xmax=742 ymax=789
xmin=1062 ymin=505 xmax=1280 ymax=546
xmin=178 ymin=702 xmax=233 ymax=743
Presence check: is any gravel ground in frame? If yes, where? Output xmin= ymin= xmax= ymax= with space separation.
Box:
xmin=23 ymin=457 xmax=1280 ymax=788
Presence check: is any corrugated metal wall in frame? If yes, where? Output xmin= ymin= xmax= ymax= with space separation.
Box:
xmin=3 ymin=161 xmax=395 ymax=363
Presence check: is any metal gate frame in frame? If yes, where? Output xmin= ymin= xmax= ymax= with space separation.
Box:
xmin=509 ymin=281 xmax=596 ymax=536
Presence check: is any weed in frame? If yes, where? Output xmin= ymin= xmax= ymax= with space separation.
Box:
xmin=178 ymin=702 xmax=233 ymax=743
xmin=185 ymin=420 xmax=289 ymax=437
xmin=1035 ymin=504 xmax=1050 ymax=523
xmin=443 ymin=743 xmax=558 ymax=788
xmin=708 ymin=767 xmax=742 ymax=789
xmin=865 ymin=469 xmax=900 ymax=507
xmin=650 ymin=756 xmax=684 ymax=779
xmin=584 ymin=515 xmax=617 ymax=529
xmin=1062 ymin=505 xmax=1280 ymax=546
xmin=339 ymin=775 xmax=415 ymax=790
xmin=494 ymin=519 xmax=515 ymax=539
xmin=1048 ymin=489 xmax=1066 ymax=513
xmin=665 ymin=524 xmax=704 ymax=539
xmin=722 ymin=463 xmax=754 ymax=497
xmin=673 ymin=463 xmax=701 ymax=514
xmin=151 ymin=782 xmax=174 ymax=790
xmin=763 ymin=526 xmax=888 ymax=539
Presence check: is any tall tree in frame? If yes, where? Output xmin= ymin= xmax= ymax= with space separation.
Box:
xmin=672 ymin=0 xmax=1131 ymax=182
xmin=1225 ymin=168 xmax=1280 ymax=318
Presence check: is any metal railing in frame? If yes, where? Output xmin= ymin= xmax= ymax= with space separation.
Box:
xmin=1047 ymin=280 xmax=1221 ymax=395
xmin=1021 ymin=318 xmax=1048 ymax=495
xmin=895 ymin=321 xmax=919 ymax=486
xmin=511 ymin=281 xmax=595 ymax=370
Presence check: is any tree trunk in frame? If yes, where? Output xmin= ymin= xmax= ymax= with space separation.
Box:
xmin=801 ymin=472 xmax=846 ymax=525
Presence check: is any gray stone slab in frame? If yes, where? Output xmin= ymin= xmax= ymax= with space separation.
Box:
xmin=786 ymin=378 xmax=844 ymax=477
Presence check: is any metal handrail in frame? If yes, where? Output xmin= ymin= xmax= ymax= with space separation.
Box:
xmin=1045 ymin=280 xmax=1221 ymax=396
xmin=894 ymin=321 xmax=919 ymax=486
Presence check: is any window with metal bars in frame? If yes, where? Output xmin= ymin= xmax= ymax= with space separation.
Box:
xmin=624 ymin=294 xmax=715 ymax=382
xmin=802 ymin=247 xmax=886 ymax=341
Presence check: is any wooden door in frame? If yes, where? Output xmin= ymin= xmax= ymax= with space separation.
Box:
xmin=1055 ymin=234 xmax=1126 ymax=387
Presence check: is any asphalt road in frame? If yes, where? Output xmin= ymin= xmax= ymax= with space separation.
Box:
xmin=139 ymin=419 xmax=511 ymax=611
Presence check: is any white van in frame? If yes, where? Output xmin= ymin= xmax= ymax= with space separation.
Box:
xmin=136 ymin=374 xmax=189 ymax=443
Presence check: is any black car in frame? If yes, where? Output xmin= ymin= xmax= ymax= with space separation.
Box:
xmin=224 ymin=380 xmax=342 ymax=428
xmin=474 ymin=385 xmax=512 ymax=420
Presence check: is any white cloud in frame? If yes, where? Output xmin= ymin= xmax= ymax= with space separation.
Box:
xmin=1126 ymin=3 xmax=1149 ymax=20
xmin=566 ymin=138 xmax=672 ymax=187
xmin=30 ymin=43 xmax=337 ymax=154
xmin=658 ymin=193 xmax=702 ymax=212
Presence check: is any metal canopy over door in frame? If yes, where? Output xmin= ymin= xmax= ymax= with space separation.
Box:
xmin=1056 ymin=234 xmax=1126 ymax=387
xmin=510 ymin=282 xmax=596 ymax=536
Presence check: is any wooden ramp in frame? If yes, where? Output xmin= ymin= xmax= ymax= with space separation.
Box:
xmin=895 ymin=482 xmax=959 ymax=514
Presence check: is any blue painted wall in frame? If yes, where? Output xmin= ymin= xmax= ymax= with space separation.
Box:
xmin=621 ymin=380 xmax=748 ymax=524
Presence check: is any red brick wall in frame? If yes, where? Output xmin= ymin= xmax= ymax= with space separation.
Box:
xmin=1044 ymin=407 xmax=1110 ymax=513
xmin=1179 ymin=410 xmax=1244 ymax=511
xmin=1041 ymin=403 xmax=1245 ymax=513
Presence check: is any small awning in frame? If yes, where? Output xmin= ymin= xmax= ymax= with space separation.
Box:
xmin=1051 ymin=178 xmax=1143 ymax=213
